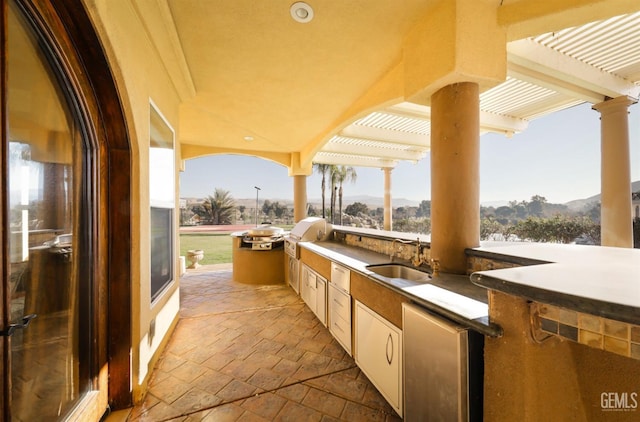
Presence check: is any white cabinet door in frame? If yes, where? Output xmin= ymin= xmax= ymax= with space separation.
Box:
xmin=355 ymin=301 xmax=402 ymax=417
xmin=300 ymin=265 xmax=310 ymax=306
xmin=307 ymin=270 xmax=317 ymax=312
xmin=300 ymin=264 xmax=327 ymax=326
xmin=316 ymin=276 xmax=327 ymax=326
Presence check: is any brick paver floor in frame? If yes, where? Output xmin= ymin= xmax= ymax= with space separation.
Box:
xmin=123 ymin=264 xmax=402 ymax=421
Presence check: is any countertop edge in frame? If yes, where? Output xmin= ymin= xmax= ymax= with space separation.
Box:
xmin=301 ymin=241 xmax=503 ymax=337
xmin=471 ymin=271 xmax=640 ymax=326
xmin=465 ymin=247 xmax=550 ymax=266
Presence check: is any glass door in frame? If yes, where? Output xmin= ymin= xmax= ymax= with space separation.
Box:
xmin=3 ymin=1 xmax=93 ymax=419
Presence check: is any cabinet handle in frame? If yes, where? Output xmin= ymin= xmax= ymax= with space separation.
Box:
xmin=333 ymin=298 xmax=343 ymax=307
xmin=333 ymin=322 xmax=344 ymax=333
xmin=386 ymin=333 xmax=393 ymax=365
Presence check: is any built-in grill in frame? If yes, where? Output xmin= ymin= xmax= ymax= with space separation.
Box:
xmin=284 ymin=217 xmax=332 ymax=293
xmin=284 ymin=217 xmax=332 ymax=259
xmin=240 ymin=224 xmax=285 ymax=250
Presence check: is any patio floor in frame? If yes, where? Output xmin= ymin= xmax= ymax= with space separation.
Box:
xmin=113 ymin=264 xmax=402 ymax=421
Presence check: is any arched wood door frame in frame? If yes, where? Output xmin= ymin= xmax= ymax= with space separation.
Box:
xmin=2 ymin=0 xmax=133 ymax=412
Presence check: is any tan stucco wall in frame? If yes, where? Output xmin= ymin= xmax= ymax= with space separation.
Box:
xmin=82 ymin=0 xmax=183 ymax=402
xmin=485 ymin=291 xmax=640 ymax=421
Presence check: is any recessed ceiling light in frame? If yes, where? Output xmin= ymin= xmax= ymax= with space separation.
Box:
xmin=290 ymin=2 xmax=313 ymax=23
xmin=244 ymin=136 xmax=254 ymax=142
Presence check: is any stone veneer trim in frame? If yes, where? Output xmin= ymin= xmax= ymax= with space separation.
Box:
xmin=535 ymin=303 xmax=640 ymax=360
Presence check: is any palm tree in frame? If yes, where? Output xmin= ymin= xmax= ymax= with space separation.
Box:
xmin=203 ymin=188 xmax=236 ymax=224
xmin=313 ymin=163 xmax=334 ymax=219
xmin=329 ymin=167 xmax=339 ymax=224
xmin=334 ymin=166 xmax=357 ymax=225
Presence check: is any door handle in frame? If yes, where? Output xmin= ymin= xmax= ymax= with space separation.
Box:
xmin=386 ymin=333 xmax=393 ymax=365
xmin=0 ymin=314 xmax=37 ymax=337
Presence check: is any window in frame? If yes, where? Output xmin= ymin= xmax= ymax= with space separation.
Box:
xmin=149 ymin=103 xmax=175 ymax=301
xmin=6 ymin=1 xmax=92 ymax=418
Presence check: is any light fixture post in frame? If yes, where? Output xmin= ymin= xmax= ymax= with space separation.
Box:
xmin=254 ymin=186 xmax=261 ymax=226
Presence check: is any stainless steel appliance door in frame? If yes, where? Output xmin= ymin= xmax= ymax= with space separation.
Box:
xmin=287 ymin=255 xmax=299 ymax=293
xmin=403 ymin=303 xmax=469 ymax=421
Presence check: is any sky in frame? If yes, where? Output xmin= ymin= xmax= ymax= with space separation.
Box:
xmin=179 ymin=102 xmax=640 ymax=205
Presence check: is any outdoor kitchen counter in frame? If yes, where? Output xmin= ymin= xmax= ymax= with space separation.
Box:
xmin=300 ymin=240 xmax=503 ymax=337
xmin=469 ymin=243 xmax=640 ymax=326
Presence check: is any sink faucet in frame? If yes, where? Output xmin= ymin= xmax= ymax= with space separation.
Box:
xmin=390 ymin=238 xmax=413 ymax=261
xmin=391 ymin=238 xmax=425 ymax=267
xmin=430 ymin=258 xmax=440 ymax=277
xmin=411 ymin=237 xmax=425 ymax=267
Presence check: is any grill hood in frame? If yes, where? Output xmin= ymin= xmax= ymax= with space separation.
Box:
xmin=289 ymin=217 xmax=332 ymax=241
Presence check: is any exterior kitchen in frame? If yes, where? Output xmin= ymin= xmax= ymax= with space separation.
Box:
xmin=3 ymin=1 xmax=640 ymax=421
xmin=280 ymin=218 xmax=640 ymax=420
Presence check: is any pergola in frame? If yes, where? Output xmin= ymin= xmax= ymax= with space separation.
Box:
xmin=317 ymin=11 xmax=640 ymax=168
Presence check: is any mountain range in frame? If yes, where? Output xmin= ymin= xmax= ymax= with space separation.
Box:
xmin=185 ymin=180 xmax=640 ymax=211
xmin=565 ymin=180 xmax=640 ymax=211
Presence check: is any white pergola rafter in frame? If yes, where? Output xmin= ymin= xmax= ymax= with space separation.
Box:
xmin=313 ymin=12 xmax=640 ymax=170
xmin=508 ymin=38 xmax=640 ymax=103
xmin=322 ymin=137 xmax=428 ymax=163
xmin=313 ymin=152 xmax=398 ymax=168
xmin=340 ymin=122 xmax=429 ymax=147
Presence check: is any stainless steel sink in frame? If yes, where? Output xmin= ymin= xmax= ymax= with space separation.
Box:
xmin=366 ymin=264 xmax=431 ymax=282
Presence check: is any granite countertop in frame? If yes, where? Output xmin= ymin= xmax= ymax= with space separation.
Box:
xmin=469 ymin=243 xmax=640 ymax=325
xmin=301 ymin=240 xmax=503 ymax=337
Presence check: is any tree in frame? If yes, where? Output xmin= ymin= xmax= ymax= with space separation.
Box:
xmin=480 ymin=217 xmax=503 ymax=241
xmin=190 ymin=203 xmax=207 ymax=221
xmin=394 ymin=217 xmax=431 ymax=234
xmin=334 ymin=165 xmax=357 ymax=224
xmin=511 ymin=215 xmax=597 ymax=244
xmin=480 ymin=206 xmax=496 ymax=219
xmin=509 ymin=200 xmax=528 ymax=219
xmin=527 ymin=195 xmax=547 ymax=217
xmin=394 ymin=207 xmax=409 ymax=220
xmin=328 ymin=166 xmax=340 ymax=223
xmin=313 ymin=163 xmax=334 ymax=219
xmin=583 ymin=202 xmax=601 ymax=223
xmin=345 ymin=202 xmax=369 ymax=216
xmin=495 ymin=206 xmax=515 ymax=224
xmin=262 ymin=200 xmax=287 ymax=220
xmin=203 ymin=188 xmax=236 ymax=224
xmin=416 ymin=200 xmax=431 ymax=218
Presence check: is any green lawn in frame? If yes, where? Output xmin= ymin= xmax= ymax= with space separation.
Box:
xmin=180 ymin=233 xmax=233 ymax=265
xmin=179 ymin=224 xmax=295 ymax=266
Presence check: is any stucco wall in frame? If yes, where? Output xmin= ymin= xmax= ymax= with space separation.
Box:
xmin=82 ymin=0 xmax=183 ymax=402
xmin=485 ymin=291 xmax=640 ymax=421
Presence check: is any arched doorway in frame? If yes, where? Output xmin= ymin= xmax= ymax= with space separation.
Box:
xmin=1 ymin=0 xmax=131 ymax=419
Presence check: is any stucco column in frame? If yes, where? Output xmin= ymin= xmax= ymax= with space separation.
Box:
xmin=293 ymin=174 xmax=307 ymax=223
xmin=430 ymin=82 xmax=480 ymax=274
xmin=592 ymin=96 xmax=636 ymax=248
xmin=383 ymin=167 xmax=392 ymax=231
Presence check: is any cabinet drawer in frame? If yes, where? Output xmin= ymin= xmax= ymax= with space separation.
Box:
xmin=330 ymin=306 xmax=352 ymax=354
xmin=329 ymin=283 xmax=350 ymax=321
xmin=331 ymin=262 xmax=350 ymax=293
